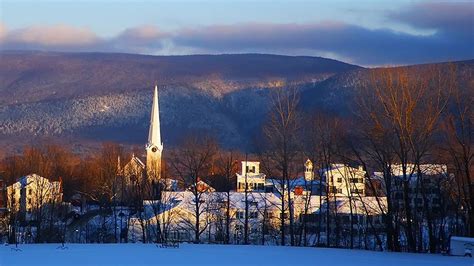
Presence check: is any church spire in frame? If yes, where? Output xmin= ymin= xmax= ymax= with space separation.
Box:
xmin=146 ymin=85 xmax=163 ymax=180
xmin=148 ymin=85 xmax=162 ymax=146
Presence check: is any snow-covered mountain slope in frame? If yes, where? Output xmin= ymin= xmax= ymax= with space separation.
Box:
xmin=0 ymin=52 xmax=359 ymax=150
xmin=0 ymin=51 xmax=472 ymax=153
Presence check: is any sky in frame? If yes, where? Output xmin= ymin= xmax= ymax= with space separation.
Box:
xmin=0 ymin=0 xmax=473 ymax=66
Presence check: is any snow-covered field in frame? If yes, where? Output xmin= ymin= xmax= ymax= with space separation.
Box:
xmin=0 ymin=244 xmax=471 ymax=266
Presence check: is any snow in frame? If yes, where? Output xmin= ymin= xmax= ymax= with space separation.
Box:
xmin=1 ymin=244 xmax=471 ymax=266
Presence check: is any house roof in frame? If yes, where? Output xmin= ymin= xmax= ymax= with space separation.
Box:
xmin=141 ymin=190 xmax=386 ymax=222
xmin=316 ymin=196 xmax=386 ymax=215
xmin=10 ymin=174 xmax=60 ymax=189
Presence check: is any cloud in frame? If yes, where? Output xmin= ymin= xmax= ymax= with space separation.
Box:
xmin=112 ymin=25 xmax=168 ymax=53
xmin=6 ymin=24 xmax=99 ymax=47
xmin=173 ymin=20 xmax=473 ymax=65
xmin=389 ymin=1 xmax=474 ymax=36
xmin=0 ymin=23 xmax=101 ymax=51
xmin=0 ymin=22 xmax=6 ymax=41
xmin=0 ymin=23 xmax=168 ymax=54
xmin=0 ymin=2 xmax=472 ymax=66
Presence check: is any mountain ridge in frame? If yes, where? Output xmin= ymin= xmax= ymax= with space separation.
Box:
xmin=0 ymin=51 xmax=472 ymax=155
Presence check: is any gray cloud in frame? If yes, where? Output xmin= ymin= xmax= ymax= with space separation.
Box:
xmin=389 ymin=1 xmax=473 ymax=36
xmin=173 ymin=20 xmax=473 ymax=65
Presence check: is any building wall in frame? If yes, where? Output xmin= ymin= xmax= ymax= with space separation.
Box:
xmin=324 ymin=164 xmax=366 ymax=197
xmin=6 ymin=174 xmax=62 ymax=213
xmin=236 ymin=161 xmax=266 ymax=192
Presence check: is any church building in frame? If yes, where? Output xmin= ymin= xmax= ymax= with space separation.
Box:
xmin=123 ymin=85 xmax=163 ymax=183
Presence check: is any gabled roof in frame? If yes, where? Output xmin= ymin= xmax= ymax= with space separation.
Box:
xmin=124 ymin=155 xmax=146 ymax=170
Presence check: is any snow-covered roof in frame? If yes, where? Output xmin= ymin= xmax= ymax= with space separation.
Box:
xmin=450 ymin=236 xmax=474 ymax=243
xmin=373 ymin=164 xmax=448 ymax=183
xmin=142 ymin=190 xmax=386 ymax=222
xmin=142 ymin=191 xmax=287 ymax=220
xmin=316 ymin=196 xmax=386 ymax=215
xmin=319 ymin=163 xmax=365 ymax=177
xmin=390 ymin=164 xmax=447 ymax=177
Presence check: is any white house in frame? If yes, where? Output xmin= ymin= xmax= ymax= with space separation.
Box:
xmin=389 ymin=163 xmax=448 ymax=212
xmin=236 ymin=161 xmax=266 ymax=192
xmin=321 ymin=164 xmax=366 ymax=197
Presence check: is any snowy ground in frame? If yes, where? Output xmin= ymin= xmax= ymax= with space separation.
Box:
xmin=0 ymin=244 xmax=472 ymax=266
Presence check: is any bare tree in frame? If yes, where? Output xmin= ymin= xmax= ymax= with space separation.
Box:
xmin=260 ymin=87 xmax=301 ymax=246
xmin=441 ymin=68 xmax=473 ymax=236
xmin=168 ymin=135 xmax=217 ymax=243
xmin=356 ymin=66 xmax=453 ymax=251
xmin=305 ymin=113 xmax=344 ymax=247
xmin=214 ymin=151 xmax=239 ymax=244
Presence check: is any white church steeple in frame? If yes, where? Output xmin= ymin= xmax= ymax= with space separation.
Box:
xmin=146 ymin=85 xmax=163 ymax=180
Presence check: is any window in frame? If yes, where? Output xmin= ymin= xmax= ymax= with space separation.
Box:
xmin=235 ymin=224 xmax=243 ymax=232
xmin=349 ymin=178 xmax=363 ymax=183
xmin=264 ymin=211 xmax=274 ymax=219
xmin=342 ymin=215 xmax=350 ymax=223
xmin=249 ymin=212 xmax=258 ymax=219
xmin=301 ymin=214 xmax=318 ymax=223
xmin=350 ymin=188 xmax=364 ymax=194
xmin=28 ymin=198 xmax=32 ymax=204
xmin=337 ymin=178 xmax=342 ymax=183
xmin=171 ymin=231 xmax=180 ymax=240
xmin=246 ymin=166 xmax=256 ymax=173
xmin=236 ymin=211 xmax=244 ymax=219
xmin=28 ymin=189 xmax=32 ymax=195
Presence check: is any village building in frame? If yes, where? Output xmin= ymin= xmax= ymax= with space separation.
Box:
xmin=321 ymin=164 xmax=366 ymax=197
xmin=266 ymin=159 xmax=325 ymax=196
xmin=236 ymin=161 xmax=266 ymax=192
xmin=6 ymin=174 xmax=62 ymax=217
xmin=387 ymin=164 xmax=448 ymax=213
